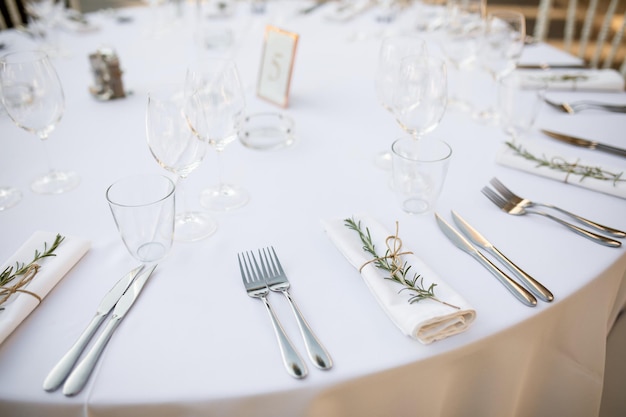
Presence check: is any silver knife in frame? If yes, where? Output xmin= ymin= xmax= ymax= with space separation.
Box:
xmin=451 ymin=211 xmax=554 ymax=303
xmin=516 ymin=63 xmax=586 ymax=70
xmin=434 ymin=213 xmax=537 ymax=307
xmin=541 ymin=129 xmax=626 ymax=158
xmin=62 ymin=264 xmax=157 ymax=396
xmin=43 ymin=265 xmax=145 ymax=392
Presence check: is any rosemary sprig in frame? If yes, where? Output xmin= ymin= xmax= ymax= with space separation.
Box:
xmin=344 ymin=218 xmax=459 ymax=309
xmin=506 ymin=141 xmax=625 ymax=185
xmin=0 ymin=234 xmax=65 ymax=289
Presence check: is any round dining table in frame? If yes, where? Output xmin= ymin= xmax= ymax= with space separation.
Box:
xmin=0 ymin=1 xmax=625 ymax=416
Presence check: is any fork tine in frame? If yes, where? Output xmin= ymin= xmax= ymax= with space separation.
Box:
xmin=248 ymin=251 xmax=264 ymax=282
xmin=238 ymin=253 xmax=248 ymax=282
xmin=270 ymin=247 xmax=285 ymax=275
xmin=489 ymin=178 xmax=517 ymax=200
xmin=481 ymin=187 xmax=507 ymax=209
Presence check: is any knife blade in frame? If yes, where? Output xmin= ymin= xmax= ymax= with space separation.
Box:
xmin=434 ymin=213 xmax=537 ymax=307
xmin=43 ymin=265 xmax=145 ymax=392
xmin=62 ymin=264 xmax=157 ymax=396
xmin=451 ymin=211 xmax=554 ymax=302
xmin=516 ymin=63 xmax=586 ymax=70
xmin=541 ymin=129 xmax=626 ymax=158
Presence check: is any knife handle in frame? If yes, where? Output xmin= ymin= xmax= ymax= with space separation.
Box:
xmin=473 ymin=252 xmax=537 ymax=307
xmin=542 ymin=205 xmax=626 ymax=238
xmin=536 ymin=212 xmax=621 ymax=248
xmin=43 ymin=314 xmax=107 ymax=392
xmin=489 ymin=247 xmax=554 ymax=302
xmin=63 ymin=317 xmax=121 ymax=396
xmin=596 ymin=142 xmax=626 ymax=158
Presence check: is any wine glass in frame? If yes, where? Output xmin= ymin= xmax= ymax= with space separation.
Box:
xmin=392 ymin=55 xmax=448 ymax=142
xmin=106 ymin=174 xmax=175 ymax=264
xmin=185 ymin=58 xmax=248 ymax=212
xmin=474 ymin=10 xmax=526 ymax=122
xmin=439 ymin=0 xmax=485 ymax=111
xmin=0 ymin=185 xmax=21 ymax=210
xmin=374 ymin=34 xmax=427 ymax=168
xmin=0 ymin=50 xmax=79 ymax=194
xmin=146 ymin=83 xmax=217 ymax=241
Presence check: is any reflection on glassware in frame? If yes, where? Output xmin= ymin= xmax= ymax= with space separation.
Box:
xmin=0 ymin=186 xmax=21 ymax=211
xmin=392 ymin=55 xmax=448 ymax=142
xmin=474 ymin=10 xmax=526 ymax=123
xmin=374 ymin=34 xmax=427 ymax=168
xmin=498 ymin=71 xmax=546 ymax=140
xmin=146 ymin=83 xmax=217 ymax=242
xmin=185 ymin=58 xmax=248 ymax=212
xmin=440 ymin=0 xmax=484 ymax=112
xmin=0 ymin=50 xmax=79 ymax=194
xmin=106 ymin=174 xmax=175 ymax=264
xmin=391 ymin=137 xmax=452 ymax=215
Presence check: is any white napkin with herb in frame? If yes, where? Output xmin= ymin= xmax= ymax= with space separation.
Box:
xmin=518 ymin=68 xmax=625 ymax=91
xmin=0 ymin=232 xmax=90 ymax=345
xmin=497 ymin=141 xmax=626 ymax=199
xmin=322 ymin=215 xmax=476 ymax=344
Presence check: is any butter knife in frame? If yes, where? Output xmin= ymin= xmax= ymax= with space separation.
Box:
xmin=62 ymin=264 xmax=157 ymax=396
xmin=435 ymin=213 xmax=537 ymax=307
xmin=43 ymin=265 xmax=145 ymax=392
xmin=451 ymin=211 xmax=554 ymax=302
xmin=541 ymin=129 xmax=626 ymax=158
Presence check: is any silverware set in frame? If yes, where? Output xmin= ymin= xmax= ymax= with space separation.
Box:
xmin=540 ymin=129 xmax=626 ymax=158
xmin=435 ymin=212 xmax=545 ymax=307
xmin=482 ymin=178 xmax=624 ymax=248
xmin=43 ymin=265 xmax=157 ymax=396
xmin=543 ymin=96 xmax=626 ymax=114
xmin=238 ymin=247 xmax=332 ymax=379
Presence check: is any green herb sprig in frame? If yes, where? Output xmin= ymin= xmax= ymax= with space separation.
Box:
xmin=506 ymin=141 xmax=624 ymax=185
xmin=344 ymin=218 xmax=459 ymax=309
xmin=0 ymin=234 xmax=65 ymax=309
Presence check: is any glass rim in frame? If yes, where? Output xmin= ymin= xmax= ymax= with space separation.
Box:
xmin=106 ymin=174 xmax=175 ymax=208
xmin=1 ymin=50 xmax=49 ymax=65
xmin=391 ymin=137 xmax=453 ymax=163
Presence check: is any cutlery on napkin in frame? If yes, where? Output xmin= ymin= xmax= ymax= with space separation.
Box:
xmin=0 ymin=232 xmax=90 ymax=345
xmin=517 ymin=68 xmax=625 ymax=91
xmin=541 ymin=129 xmax=626 ymax=158
xmin=496 ymin=141 xmax=626 ymax=199
xmin=322 ymin=215 xmax=476 ymax=344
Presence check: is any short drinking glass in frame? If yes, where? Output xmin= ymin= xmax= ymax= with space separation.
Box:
xmin=106 ymin=174 xmax=175 ymax=263
xmin=391 ymin=137 xmax=452 ymax=215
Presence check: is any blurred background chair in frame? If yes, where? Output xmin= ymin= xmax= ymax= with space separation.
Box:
xmin=532 ymin=0 xmax=626 ymax=77
xmin=1 ymin=0 xmax=28 ymax=29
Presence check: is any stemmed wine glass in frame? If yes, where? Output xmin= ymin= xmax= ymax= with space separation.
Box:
xmin=439 ymin=0 xmax=485 ymax=111
xmin=374 ymin=34 xmax=427 ymax=168
xmin=146 ymin=83 xmax=217 ymax=241
xmin=0 ymin=50 xmax=79 ymax=194
xmin=185 ymin=58 xmax=248 ymax=212
xmin=392 ymin=55 xmax=448 ymax=142
xmin=474 ymin=10 xmax=526 ymax=122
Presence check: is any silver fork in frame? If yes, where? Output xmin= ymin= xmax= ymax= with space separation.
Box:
xmin=238 ymin=252 xmax=308 ymax=379
xmin=481 ymin=187 xmax=621 ymax=248
xmin=490 ymin=178 xmax=626 ymax=238
xmin=258 ymin=247 xmax=333 ymax=370
xmin=543 ymin=97 xmax=626 ymax=114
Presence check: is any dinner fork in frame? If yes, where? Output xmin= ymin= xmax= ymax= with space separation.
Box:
xmin=238 ymin=252 xmax=308 ymax=379
xmin=489 ymin=178 xmax=626 ymax=238
xmin=481 ymin=187 xmax=621 ymax=248
xmin=543 ymin=97 xmax=626 ymax=114
xmin=258 ymin=247 xmax=333 ymax=370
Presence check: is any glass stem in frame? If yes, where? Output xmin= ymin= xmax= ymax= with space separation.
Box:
xmin=39 ymin=134 xmax=54 ymax=173
xmin=175 ymin=175 xmax=188 ymax=218
xmin=216 ymin=150 xmax=225 ymax=191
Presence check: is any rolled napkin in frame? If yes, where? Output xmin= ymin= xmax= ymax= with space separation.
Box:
xmin=496 ymin=141 xmax=626 ymax=199
xmin=517 ymin=68 xmax=625 ymax=91
xmin=0 ymin=231 xmax=90 ymax=345
xmin=321 ymin=215 xmax=476 ymax=344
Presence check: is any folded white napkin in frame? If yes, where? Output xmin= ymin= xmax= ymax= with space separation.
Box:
xmin=0 ymin=231 xmax=90 ymax=345
xmin=496 ymin=141 xmax=626 ymax=199
xmin=322 ymin=215 xmax=476 ymax=344
xmin=518 ymin=69 xmax=625 ymax=91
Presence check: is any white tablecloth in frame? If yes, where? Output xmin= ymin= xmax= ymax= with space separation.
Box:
xmin=0 ymin=2 xmax=625 ymax=417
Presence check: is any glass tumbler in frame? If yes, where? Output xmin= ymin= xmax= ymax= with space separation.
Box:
xmin=106 ymin=174 xmax=175 ymax=263
xmin=391 ymin=137 xmax=452 ymax=215
xmin=498 ymin=71 xmax=547 ymax=140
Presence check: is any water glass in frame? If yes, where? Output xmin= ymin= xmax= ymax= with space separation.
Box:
xmin=498 ymin=71 xmax=546 ymax=139
xmin=391 ymin=137 xmax=452 ymax=215
xmin=106 ymin=174 xmax=175 ymax=263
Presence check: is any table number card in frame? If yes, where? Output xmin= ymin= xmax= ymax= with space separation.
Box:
xmin=257 ymin=25 xmax=299 ymax=107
